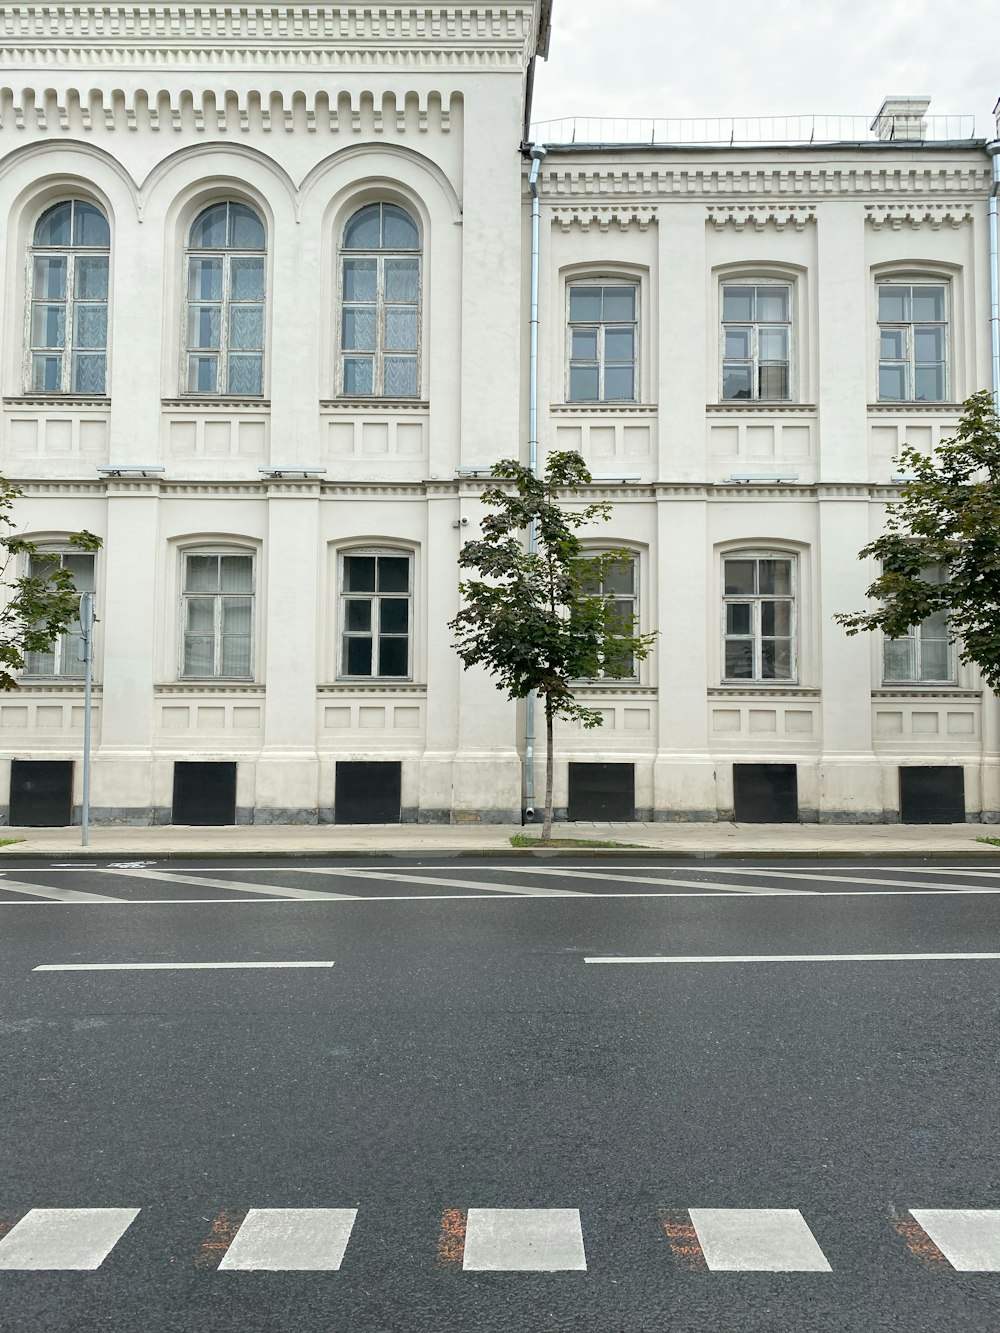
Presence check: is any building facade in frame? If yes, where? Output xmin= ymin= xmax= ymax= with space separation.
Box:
xmin=0 ymin=3 xmax=997 ymax=825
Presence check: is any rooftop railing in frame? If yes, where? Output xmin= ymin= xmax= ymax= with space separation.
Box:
xmin=527 ymin=114 xmax=978 ymax=147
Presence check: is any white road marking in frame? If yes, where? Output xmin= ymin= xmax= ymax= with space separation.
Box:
xmin=909 ymin=1210 xmax=1000 ymax=1271
xmin=101 ymin=868 xmax=356 ymax=900
xmin=665 ymin=866 xmax=993 ymax=892
xmin=0 ymin=1208 xmax=140 ymax=1270
xmin=33 ymin=961 xmax=335 ymax=972
xmin=689 ymin=1208 xmax=831 ymax=1272
xmin=297 ymin=868 xmax=587 ymax=897
xmin=218 ymin=1209 xmax=358 ymax=1271
xmin=495 ymin=867 xmax=808 ymax=895
xmin=0 ymin=877 xmax=125 ymax=904
xmin=586 ymin=952 xmax=1000 ymax=964
xmin=462 ymin=1209 xmax=587 ymax=1272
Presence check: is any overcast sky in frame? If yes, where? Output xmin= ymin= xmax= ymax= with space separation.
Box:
xmin=530 ymin=0 xmax=999 ymax=139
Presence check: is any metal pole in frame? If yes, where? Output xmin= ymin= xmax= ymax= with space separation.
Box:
xmin=523 ymin=145 xmax=547 ymax=823
xmin=79 ymin=591 xmax=94 ymax=847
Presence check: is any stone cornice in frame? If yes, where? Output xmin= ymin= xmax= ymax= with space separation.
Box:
xmin=549 ymin=204 xmax=657 ymax=233
xmin=866 ymin=202 xmax=975 ymax=230
xmin=707 ymin=203 xmax=816 ymax=231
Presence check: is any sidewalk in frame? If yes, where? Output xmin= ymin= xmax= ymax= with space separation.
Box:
xmin=1 ymin=820 xmax=998 ymax=859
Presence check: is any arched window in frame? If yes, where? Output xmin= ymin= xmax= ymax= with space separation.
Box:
xmin=566 ymin=280 xmax=638 ymax=402
xmin=184 ymin=202 xmax=266 ymax=396
xmin=28 ymin=200 xmax=110 ymax=395
xmin=877 ymin=278 xmax=948 ymax=402
xmin=339 ymin=203 xmax=420 ymax=398
xmin=339 ymin=549 xmax=413 ymax=678
xmin=180 ymin=548 xmax=255 ymax=679
xmin=722 ymin=551 xmax=796 ymax=682
xmin=720 ymin=279 xmax=792 ymax=402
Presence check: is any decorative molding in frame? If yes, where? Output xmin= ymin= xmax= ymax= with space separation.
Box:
xmin=871 ymin=688 xmax=981 ymax=699
xmin=707 ymin=204 xmax=815 ymax=231
xmin=867 ymin=402 xmax=963 ymax=414
xmin=708 ymin=687 xmax=821 ymax=698
xmin=865 ymin=202 xmax=975 ymax=230
xmin=154 ymin=682 xmax=265 ymax=695
xmin=705 ymin=402 xmax=817 ymax=414
xmin=3 ymin=394 xmax=110 ymax=409
xmin=573 ymin=685 xmax=658 ymax=697
xmin=12 ymin=681 xmax=102 ymax=693
xmin=549 ymin=204 xmax=657 ymax=233
xmin=317 ymin=683 xmax=427 ymax=695
xmin=162 ymin=398 xmax=270 ymax=411
xmin=320 ymin=399 xmax=429 ymax=413
xmin=550 ymin=403 xmax=658 ymax=415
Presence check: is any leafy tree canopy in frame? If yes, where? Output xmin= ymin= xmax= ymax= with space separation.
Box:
xmin=835 ymin=390 xmax=1000 ymax=690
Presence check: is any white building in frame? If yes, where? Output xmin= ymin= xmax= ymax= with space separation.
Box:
xmin=0 ymin=3 xmax=997 ymax=826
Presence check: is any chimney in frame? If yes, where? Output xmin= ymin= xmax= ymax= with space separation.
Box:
xmin=872 ymin=96 xmax=931 ymax=141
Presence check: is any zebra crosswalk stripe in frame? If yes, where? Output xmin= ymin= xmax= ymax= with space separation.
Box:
xmin=0 ymin=1209 xmax=140 ymax=1271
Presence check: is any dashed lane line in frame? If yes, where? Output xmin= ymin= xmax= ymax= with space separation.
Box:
xmin=0 ymin=876 xmax=125 ymax=904
xmin=585 ymin=951 xmax=1000 ymax=965
xmin=100 ymin=868 xmax=357 ymax=901
xmin=32 ymin=961 xmax=336 ymax=972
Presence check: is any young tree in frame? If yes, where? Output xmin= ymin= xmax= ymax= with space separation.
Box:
xmin=0 ymin=474 xmax=101 ymax=691
xmin=835 ymin=390 xmax=1000 ymax=689
xmin=449 ymin=451 xmax=657 ymax=840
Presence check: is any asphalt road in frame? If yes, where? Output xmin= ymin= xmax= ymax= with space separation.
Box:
xmin=2 ymin=856 xmax=1000 ymax=1332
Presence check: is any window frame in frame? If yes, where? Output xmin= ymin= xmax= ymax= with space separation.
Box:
xmin=881 ymin=565 xmax=956 ymax=685
xmin=25 ymin=199 xmax=111 ymax=396
xmin=21 ymin=546 xmax=97 ymax=678
xmin=719 ymin=277 xmax=793 ymax=403
xmin=178 ymin=548 xmax=256 ymax=681
xmin=721 ymin=551 xmax=798 ymax=684
xmin=875 ymin=278 xmax=949 ymax=403
xmin=565 ymin=278 xmax=640 ymax=404
xmin=575 ymin=550 xmax=640 ymax=682
xmin=181 ymin=201 xmax=267 ymax=398
xmin=337 ymin=202 xmax=422 ymax=400
xmin=338 ymin=548 xmax=414 ymax=681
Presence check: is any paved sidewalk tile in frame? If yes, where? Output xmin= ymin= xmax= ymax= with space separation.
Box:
xmin=462 ymin=1208 xmax=587 ymax=1272
xmin=217 ymin=1208 xmax=358 ymax=1271
xmin=0 ymin=1208 xmax=140 ymax=1270
xmin=688 ymin=1208 xmax=832 ymax=1272
xmin=909 ymin=1210 xmax=1000 ymax=1271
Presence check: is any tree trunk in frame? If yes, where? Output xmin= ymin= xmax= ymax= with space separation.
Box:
xmin=542 ymin=699 xmax=555 ymax=842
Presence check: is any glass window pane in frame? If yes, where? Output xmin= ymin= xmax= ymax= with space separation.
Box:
xmin=189 ymin=204 xmax=229 ymax=249
xmin=602 ymin=559 xmax=635 ymax=595
xmin=185 ymin=598 xmax=215 ymax=632
xmin=726 ymin=603 xmax=752 ymax=635
xmin=183 ymin=636 xmax=215 ymax=675
xmin=883 ymin=637 xmax=915 ymax=680
xmin=762 ymin=639 xmax=792 ymax=679
xmin=229 ymin=304 xmax=264 ymax=350
xmin=188 ymin=304 xmax=221 ymax=349
xmin=724 ymin=559 xmax=756 ymax=595
xmin=229 ymin=204 xmax=265 ymax=250
xmin=602 ymin=287 xmax=636 ymax=321
xmin=722 ymin=363 xmax=752 ymax=399
xmin=227 ymin=354 xmax=263 ymax=396
xmin=344 ymin=205 xmax=381 ymax=250
xmin=920 ymin=639 xmax=951 ymax=680
xmin=755 ymin=286 xmax=788 ymax=322
xmin=384 ymin=306 xmax=417 ymax=351
xmin=761 ymin=601 xmax=792 ymax=636
xmin=880 ymin=328 xmax=906 ymax=359
xmin=385 ymin=258 xmax=419 ymax=302
xmin=188 ymin=355 xmax=218 ymax=393
xmin=758 ymin=363 xmax=789 ymax=400
xmin=569 ymin=288 xmax=602 ymax=323
xmin=221 ymin=596 xmax=252 ymax=636
xmin=220 ymin=634 xmax=251 ymax=677
xmin=379 ymin=598 xmax=409 ymax=634
xmin=72 ymin=353 xmax=106 ymax=394
xmin=24 ymin=648 xmax=56 ymax=675
xmin=75 ymin=255 xmax=109 ymax=299
xmin=34 ymin=256 xmax=66 ymax=299
xmin=378 ymin=637 xmax=408 ymax=676
xmin=914 ymin=364 xmax=945 ymax=401
xmin=758 ymin=327 xmax=788 ymax=360
xmin=604 ymin=365 xmax=634 ymax=400
xmin=605 ymin=327 xmax=635 ymax=362
xmin=31 ymin=354 xmax=62 ymax=392
xmin=343 ymin=357 xmax=374 ymax=395
xmin=722 ymin=287 xmax=754 ymax=322
xmin=220 ymin=555 xmax=253 ymax=592
xmin=188 ymin=257 xmax=223 ymax=300
xmin=912 ymin=286 xmax=945 ymax=322
xmin=571 ymin=329 xmax=598 ymax=360
xmin=878 ymin=286 xmax=909 ymax=322
xmin=343 ymin=258 xmax=377 ymax=302
xmin=383 ymin=205 xmax=419 ymax=250
xmin=185 ymin=556 xmax=219 ymax=592
xmin=759 ymin=560 xmax=792 ymax=596
xmin=34 ymin=202 xmax=73 ymax=247
xmin=345 ymin=599 xmax=372 ymax=632
xmin=344 ymin=556 xmax=376 ymax=592
xmin=922 ymin=608 xmax=949 ymax=638
xmin=31 ymin=304 xmax=66 ymax=349
xmin=62 ymin=554 xmax=95 ymax=591
xmin=345 ymin=637 xmax=373 ymax=675
xmin=569 ymin=365 xmax=600 ymax=401
xmin=74 ymin=304 xmax=107 ymax=349
xmin=879 ymin=363 xmax=908 ymax=400
xmin=377 ymin=557 xmax=410 ymax=592
xmin=914 ymin=327 xmax=945 ymax=363
xmin=384 ymin=357 xmax=418 ymax=397
xmin=230 ymin=256 xmax=265 ymax=300
xmin=73 ymin=202 xmax=110 ymax=247
xmin=342 ymin=306 xmax=376 ymax=351
xmin=724 ymin=328 xmax=750 ymax=358
xmin=725 ymin=639 xmax=754 ymax=678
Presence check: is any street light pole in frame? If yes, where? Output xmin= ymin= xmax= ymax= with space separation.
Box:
xmin=78 ymin=591 xmax=95 ymax=847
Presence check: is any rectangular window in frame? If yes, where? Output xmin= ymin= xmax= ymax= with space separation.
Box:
xmin=721 ymin=283 xmax=791 ymax=401
xmin=877 ymin=283 xmax=947 ymax=402
xmin=579 ymin=554 xmax=638 ymax=679
xmin=567 ymin=283 xmax=637 ymax=403
xmin=181 ymin=551 xmax=254 ymax=678
xmin=340 ymin=552 xmax=412 ymax=679
xmin=883 ymin=566 xmax=954 ymax=683
xmin=723 ymin=554 xmax=795 ymax=681
xmin=22 ymin=551 xmax=96 ymax=677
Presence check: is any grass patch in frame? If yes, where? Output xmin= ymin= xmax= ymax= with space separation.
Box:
xmin=0 ymin=838 xmax=24 ymax=848
xmin=976 ymin=836 xmax=1000 ymax=848
xmin=510 ymin=832 xmax=644 ymax=849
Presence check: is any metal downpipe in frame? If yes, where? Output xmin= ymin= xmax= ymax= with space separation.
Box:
xmin=523 ymin=145 xmax=546 ymax=822
xmin=988 ymin=142 xmax=1000 ymax=411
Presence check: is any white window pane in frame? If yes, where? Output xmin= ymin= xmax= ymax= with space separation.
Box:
xmin=74 ymin=304 xmax=107 ymax=350
xmin=912 ymin=287 xmax=945 ymax=322
xmin=32 ymin=354 xmax=62 ymax=392
xmin=227 ymin=354 xmax=263 ymax=396
xmin=185 ymin=555 xmax=219 ymax=592
xmin=188 ymin=257 xmax=223 ymax=300
xmin=188 ymin=354 xmax=218 ymax=393
xmin=75 ymin=255 xmax=109 ymax=299
xmin=343 ymin=306 xmax=376 ymax=351
xmin=569 ymin=365 xmax=599 ymax=401
xmin=24 ymin=648 xmax=56 ymax=675
xmin=188 ymin=304 xmax=221 ymax=349
xmin=220 ymin=555 xmax=253 ymax=593
xmin=230 ymin=256 xmax=265 ymax=301
xmin=384 ymin=306 xmax=417 ymax=352
xmin=914 ymin=327 xmax=945 ymax=363
xmin=222 ymin=597 xmax=252 ymax=636
xmin=725 ymin=640 xmax=754 ymax=678
xmin=385 ymin=258 xmax=419 ymax=301
xmin=343 ymin=259 xmax=377 ymax=302
xmin=384 ymin=356 xmax=418 ymax=397
xmin=72 ymin=353 xmax=106 ymax=394
xmin=343 ymin=357 xmax=374 ymax=395
xmin=724 ymin=328 xmax=750 ymax=358
xmin=344 ymin=206 xmax=381 ymax=250
xmin=605 ymin=327 xmax=635 ymax=362
xmin=221 ymin=635 xmax=252 ymax=676
xmin=880 ymin=328 xmax=906 ymax=359
xmin=73 ymin=202 xmax=110 ymax=247
xmin=34 ymin=256 xmax=66 ymax=299
xmin=229 ymin=304 xmax=264 ymax=351
xmin=914 ymin=365 xmax=945 ymax=401
xmin=758 ymin=327 xmax=788 ymax=360
xmin=722 ymin=287 xmax=753 ymax=322
xmin=722 ymin=363 xmax=752 ymax=399
xmin=229 ymin=204 xmax=265 ymax=250
xmin=190 ymin=204 xmax=228 ymax=249
xmin=879 ymin=286 xmax=909 ymax=322
xmin=884 ymin=637 xmax=915 ymax=680
xmin=383 ymin=205 xmax=419 ymax=250
xmin=572 ymin=329 xmax=598 ymax=360
xmin=569 ymin=288 xmax=602 ymax=322
xmin=918 ymin=640 xmax=949 ymax=680
xmin=755 ymin=287 xmax=788 ymax=322
xmin=604 ymin=365 xmax=634 ymax=400
xmin=602 ymin=287 xmax=636 ymax=321
xmin=186 ymin=598 xmax=216 ymax=631
xmin=879 ymin=363 xmax=908 ymax=400
xmin=31 ymin=304 xmax=66 ymax=348
xmin=34 ymin=202 xmax=73 ymax=246
xmin=183 ymin=636 xmax=215 ymax=675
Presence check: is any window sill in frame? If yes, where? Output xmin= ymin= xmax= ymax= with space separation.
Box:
xmin=551 ymin=402 xmax=657 ymax=414
xmin=706 ymin=402 xmax=816 ymax=413
xmin=867 ymin=402 xmax=963 ymax=413
xmin=4 ymin=395 xmax=110 ymax=408
xmin=873 ymin=686 xmax=976 ymax=697
xmin=710 ymin=684 xmax=818 ymax=697
xmin=319 ymin=682 xmax=426 ymax=694
xmin=162 ymin=398 xmax=270 ymax=410
xmin=15 ymin=679 xmax=102 ymax=691
xmin=158 ymin=681 xmax=263 ymax=693
xmin=320 ymin=399 xmax=429 ymax=411
xmin=572 ymin=682 xmax=655 ymax=695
